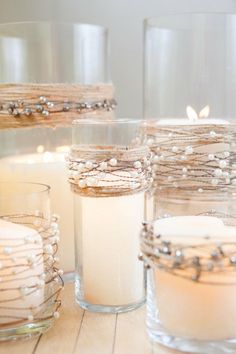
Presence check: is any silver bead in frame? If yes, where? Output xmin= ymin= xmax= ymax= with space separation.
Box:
xmin=24 ymin=107 xmax=32 ymax=116
xmin=39 ymin=96 xmax=47 ymax=103
xmin=42 ymin=110 xmax=49 ymax=117
xmin=47 ymin=101 xmax=54 ymax=108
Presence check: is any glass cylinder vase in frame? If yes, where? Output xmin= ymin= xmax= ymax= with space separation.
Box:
xmin=68 ymin=119 xmax=152 ymax=313
xmin=0 ymin=22 xmax=115 ymax=277
xmin=0 ymin=182 xmax=63 ymax=341
xmin=143 ymin=14 xmax=236 ymax=206
xmin=141 ymin=188 xmax=236 ymax=354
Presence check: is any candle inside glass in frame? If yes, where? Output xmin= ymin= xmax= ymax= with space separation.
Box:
xmin=75 ymin=192 xmax=145 ymax=306
xmin=152 ymin=216 xmax=236 ymax=341
xmin=0 ymin=149 xmax=74 ymax=274
xmin=0 ymin=219 xmax=44 ymax=324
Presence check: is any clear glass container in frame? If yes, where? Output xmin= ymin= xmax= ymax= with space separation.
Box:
xmin=141 ymin=189 xmax=236 ymax=354
xmin=0 ymin=182 xmax=62 ymax=341
xmin=69 ymin=119 xmax=151 ymax=313
xmin=143 ymin=14 xmax=236 ymax=198
xmin=0 ymin=22 xmax=112 ymax=277
xmin=144 ymin=13 xmax=236 ymax=120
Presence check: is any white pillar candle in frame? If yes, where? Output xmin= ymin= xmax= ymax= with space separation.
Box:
xmin=153 ymin=216 xmax=236 ymax=341
xmin=0 ymin=219 xmax=44 ymax=324
xmin=0 ymin=151 xmax=73 ymax=273
xmin=75 ymin=192 xmax=145 ymax=306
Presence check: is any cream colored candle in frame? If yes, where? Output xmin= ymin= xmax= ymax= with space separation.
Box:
xmin=153 ymin=216 xmax=236 ymax=341
xmin=0 ymin=219 xmax=44 ymax=324
xmin=0 ymin=151 xmax=73 ymax=273
xmin=75 ymin=192 xmax=145 ymax=306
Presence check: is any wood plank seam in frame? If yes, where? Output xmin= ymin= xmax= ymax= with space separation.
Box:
xmin=111 ymin=314 xmax=118 ymax=354
xmin=72 ymin=310 xmax=85 ymax=354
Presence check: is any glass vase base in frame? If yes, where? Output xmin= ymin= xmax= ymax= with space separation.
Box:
xmin=147 ymin=316 xmax=236 ymax=354
xmin=76 ymin=298 xmax=145 ymax=314
xmin=0 ymin=319 xmax=54 ymax=342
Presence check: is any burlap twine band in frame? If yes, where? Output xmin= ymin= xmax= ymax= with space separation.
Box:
xmin=0 ymin=83 xmax=116 ymax=129
xmin=68 ymin=145 xmax=152 ymax=197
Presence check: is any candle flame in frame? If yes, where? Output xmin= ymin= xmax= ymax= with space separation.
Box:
xmin=199 ymin=105 xmax=210 ymax=119
xmin=186 ymin=105 xmax=210 ymax=121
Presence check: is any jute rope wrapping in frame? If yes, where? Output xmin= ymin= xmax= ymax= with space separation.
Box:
xmin=140 ymin=213 xmax=236 ymax=285
xmin=0 ymin=83 xmax=116 ymax=129
xmin=144 ymin=123 xmax=236 ymax=192
xmin=67 ymin=145 xmax=152 ymax=197
xmin=0 ymin=213 xmax=63 ymax=328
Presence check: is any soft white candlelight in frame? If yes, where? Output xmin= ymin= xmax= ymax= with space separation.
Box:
xmin=0 ymin=219 xmax=44 ymax=324
xmin=153 ymin=216 xmax=236 ymax=341
xmin=157 ymin=105 xmax=230 ymax=125
xmin=0 ymin=150 xmax=74 ymax=273
xmin=75 ymin=192 xmax=145 ymax=306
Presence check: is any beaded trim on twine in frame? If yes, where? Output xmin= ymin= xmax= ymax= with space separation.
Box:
xmin=140 ymin=212 xmax=236 ymax=285
xmin=67 ymin=145 xmax=153 ymax=197
xmin=144 ymin=123 xmax=236 ymax=192
xmin=0 ymin=213 xmax=63 ymax=328
xmin=0 ymin=83 xmax=116 ymax=129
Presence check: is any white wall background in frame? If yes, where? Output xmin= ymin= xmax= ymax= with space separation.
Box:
xmin=0 ymin=0 xmax=236 ymax=117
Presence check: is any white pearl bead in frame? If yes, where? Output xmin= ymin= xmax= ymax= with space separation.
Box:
xmin=219 ymin=160 xmax=227 ymax=169
xmin=134 ymin=161 xmax=142 ymax=169
xmin=100 ymin=161 xmax=108 ymax=170
xmin=214 ymin=168 xmax=222 ymax=177
xmin=86 ymin=177 xmax=98 ymax=186
xmin=198 ymin=188 xmax=203 ymax=193
xmin=208 ymin=154 xmax=215 ymax=161
xmin=167 ymin=176 xmax=173 ymax=181
xmin=85 ymin=161 xmax=93 ymax=169
xmin=182 ymin=167 xmax=188 ymax=174
xmin=210 ymin=131 xmax=217 ymax=138
xmin=44 ymin=244 xmax=53 ymax=255
xmin=224 ymin=151 xmax=230 ymax=158
xmin=79 ymin=179 xmax=86 ymax=188
xmin=185 ymin=145 xmax=193 ymax=155
xmin=109 ymin=158 xmax=117 ymax=166
xmin=54 ymin=311 xmax=60 ymax=319
xmin=27 ymin=315 xmax=34 ymax=321
xmin=147 ymin=138 xmax=154 ymax=146
xmin=172 ymin=146 xmax=179 ymax=153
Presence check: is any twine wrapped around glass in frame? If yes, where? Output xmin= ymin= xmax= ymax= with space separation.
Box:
xmin=143 ymin=14 xmax=236 ymax=213
xmin=68 ymin=119 xmax=152 ymax=313
xmin=0 ymin=22 xmax=116 ymax=276
xmin=140 ymin=189 xmax=236 ymax=354
xmin=0 ymin=182 xmax=63 ymax=341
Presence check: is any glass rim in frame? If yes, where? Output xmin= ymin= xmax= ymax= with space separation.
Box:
xmin=144 ymin=12 xmax=236 ymax=27
xmin=0 ymin=21 xmax=108 ymax=33
xmin=72 ymin=118 xmax=143 ymax=126
xmin=0 ymin=182 xmax=50 ymax=198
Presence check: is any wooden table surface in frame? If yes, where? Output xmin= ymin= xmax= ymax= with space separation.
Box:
xmin=0 ymin=282 xmax=189 ymax=354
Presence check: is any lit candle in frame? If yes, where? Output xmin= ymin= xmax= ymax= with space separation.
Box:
xmin=0 ymin=219 xmax=44 ymax=324
xmin=157 ymin=105 xmax=229 ymax=125
xmin=0 ymin=149 xmax=73 ymax=274
xmin=152 ymin=216 xmax=236 ymax=341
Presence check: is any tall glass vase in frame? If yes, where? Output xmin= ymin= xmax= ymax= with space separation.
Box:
xmin=0 ymin=22 xmax=115 ymax=277
xmin=143 ymin=14 xmax=236 ymax=206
